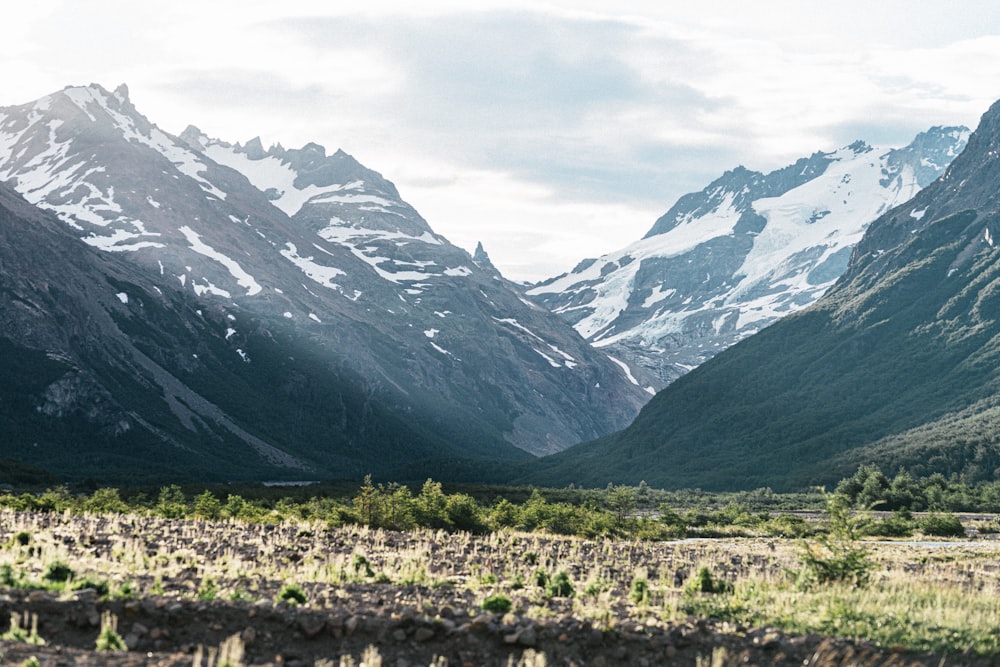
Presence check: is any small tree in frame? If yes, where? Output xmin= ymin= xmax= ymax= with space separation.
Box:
xmin=154 ymin=485 xmax=188 ymax=519
xmin=414 ymin=479 xmax=450 ymax=529
xmin=353 ymin=474 xmax=378 ymax=526
xmin=608 ymin=485 xmax=636 ymax=527
xmin=193 ymin=490 xmax=222 ymax=521
xmin=797 ymin=492 xmax=872 ymax=588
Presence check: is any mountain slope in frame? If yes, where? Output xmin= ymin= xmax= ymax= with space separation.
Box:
xmin=0 ymin=181 xmax=490 ymax=483
xmin=527 ymin=99 xmax=1000 ymax=491
xmin=0 ymin=83 xmax=647 ymax=481
xmin=527 ymin=129 xmax=968 ymax=389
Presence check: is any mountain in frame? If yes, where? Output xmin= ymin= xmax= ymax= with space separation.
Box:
xmin=0 ymin=83 xmax=648 ymax=481
xmin=527 ymin=129 xmax=969 ymax=389
xmin=527 ymin=99 xmax=1000 ymax=492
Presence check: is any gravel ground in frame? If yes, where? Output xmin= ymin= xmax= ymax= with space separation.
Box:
xmin=0 ymin=511 xmax=995 ymax=666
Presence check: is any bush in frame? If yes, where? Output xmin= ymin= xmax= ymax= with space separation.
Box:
xmin=277 ymin=584 xmax=307 ymax=605
xmin=95 ymin=611 xmax=126 ymax=652
xmin=1 ymin=612 xmax=44 ymax=645
xmin=72 ymin=577 xmax=110 ymax=598
xmin=796 ymin=493 xmax=872 ymax=588
xmin=481 ymin=594 xmax=512 ymax=614
xmin=43 ymin=561 xmax=74 ymax=584
xmin=920 ymin=512 xmax=966 ymax=537
xmin=861 ymin=514 xmax=914 ymax=538
xmin=352 ymin=554 xmax=375 ymax=578
xmin=445 ymin=493 xmax=487 ymax=534
xmin=546 ymin=570 xmax=575 ymax=598
xmin=630 ymin=578 xmax=650 ymax=604
xmin=684 ymin=566 xmax=733 ymax=595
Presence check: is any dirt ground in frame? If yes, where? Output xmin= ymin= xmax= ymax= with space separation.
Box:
xmin=0 ymin=511 xmax=996 ymax=666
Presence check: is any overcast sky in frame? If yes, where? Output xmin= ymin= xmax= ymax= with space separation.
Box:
xmin=6 ymin=1 xmax=1000 ymax=281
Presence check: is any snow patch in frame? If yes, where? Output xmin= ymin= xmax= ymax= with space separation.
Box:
xmin=179 ymin=226 xmax=262 ymax=296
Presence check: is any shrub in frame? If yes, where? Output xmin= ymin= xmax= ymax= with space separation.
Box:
xmin=1 ymin=612 xmax=44 ymax=645
xmin=0 ymin=564 xmax=18 ymax=587
xmin=684 ymin=566 xmax=733 ymax=595
xmin=81 ymin=488 xmax=129 ymax=514
xmin=546 ymin=570 xmax=575 ymax=598
xmin=920 ymin=512 xmax=966 ymax=537
xmin=630 ymin=578 xmax=650 ymax=604
xmin=352 ymin=554 xmax=375 ymax=578
xmin=445 ymin=493 xmax=488 ymax=534
xmin=95 ymin=611 xmax=126 ymax=652
xmin=43 ymin=561 xmax=74 ymax=584
xmin=72 ymin=577 xmax=110 ymax=598
xmin=796 ymin=493 xmax=871 ymax=588
xmin=196 ymin=577 xmax=217 ymax=601
xmin=482 ymin=594 xmax=513 ymax=614
xmin=277 ymin=584 xmax=307 ymax=605
xmin=861 ymin=514 xmax=914 ymax=538
xmin=154 ymin=485 xmax=188 ymax=519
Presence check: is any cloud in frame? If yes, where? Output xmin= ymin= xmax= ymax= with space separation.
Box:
xmin=6 ymin=1 xmax=1000 ymax=282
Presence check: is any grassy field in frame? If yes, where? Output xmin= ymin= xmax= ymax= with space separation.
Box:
xmin=0 ymin=503 xmax=998 ymax=666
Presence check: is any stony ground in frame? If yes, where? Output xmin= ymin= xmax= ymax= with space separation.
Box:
xmin=0 ymin=511 xmax=995 ymax=666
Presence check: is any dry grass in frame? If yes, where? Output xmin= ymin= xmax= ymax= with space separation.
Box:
xmin=1 ymin=509 xmax=999 ymax=658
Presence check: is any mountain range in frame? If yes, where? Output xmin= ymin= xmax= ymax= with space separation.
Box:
xmin=0 ymin=83 xmax=647 ymax=482
xmin=528 ymin=98 xmax=1000 ymax=491
xmin=528 ymin=128 xmax=969 ymax=389
xmin=5 ymin=81 xmax=1000 ymax=493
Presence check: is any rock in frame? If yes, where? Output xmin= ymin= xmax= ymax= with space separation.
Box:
xmin=124 ymin=632 xmax=140 ymax=650
xmin=392 ymin=629 xmax=407 ymax=642
xmin=75 ymin=589 xmax=98 ymax=602
xmin=414 ymin=627 xmax=435 ymax=642
xmin=345 ymin=615 xmax=360 ymax=636
xmin=517 ymin=626 xmax=538 ymax=647
xmin=130 ymin=622 xmax=148 ymax=637
xmin=298 ymin=614 xmax=326 ymax=639
xmin=241 ymin=627 xmax=257 ymax=646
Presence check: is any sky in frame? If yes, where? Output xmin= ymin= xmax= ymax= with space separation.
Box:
xmin=5 ymin=1 xmax=1000 ymax=282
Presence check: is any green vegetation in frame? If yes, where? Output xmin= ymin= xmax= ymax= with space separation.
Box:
xmin=796 ymin=493 xmax=872 ymax=588
xmin=277 ymin=583 xmax=307 ymax=605
xmin=0 ymin=477 xmax=998 ymax=660
xmin=0 ymin=466 xmax=997 ymax=543
xmin=94 ymin=611 xmax=126 ymax=652
xmin=1 ymin=612 xmax=45 ymax=645
xmin=481 ymin=593 xmax=513 ymax=614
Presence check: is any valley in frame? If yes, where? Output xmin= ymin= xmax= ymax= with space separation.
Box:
xmin=3 ymin=5 xmax=1000 ymax=666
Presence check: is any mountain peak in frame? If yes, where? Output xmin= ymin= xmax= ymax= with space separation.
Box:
xmin=473 ymin=241 xmax=491 ymax=263
xmin=179 ymin=125 xmax=209 ymax=149
xmin=530 ymin=125 xmax=969 ymax=390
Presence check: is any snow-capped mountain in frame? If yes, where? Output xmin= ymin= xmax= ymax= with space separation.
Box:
xmin=528 ymin=97 xmax=1000 ymax=491
xmin=0 ymin=83 xmax=648 ymax=481
xmin=528 ymin=129 xmax=969 ymax=389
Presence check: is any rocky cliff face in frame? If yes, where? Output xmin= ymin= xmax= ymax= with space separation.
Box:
xmin=528 ymin=128 xmax=969 ymax=389
xmin=0 ymin=84 xmax=648 ymax=481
